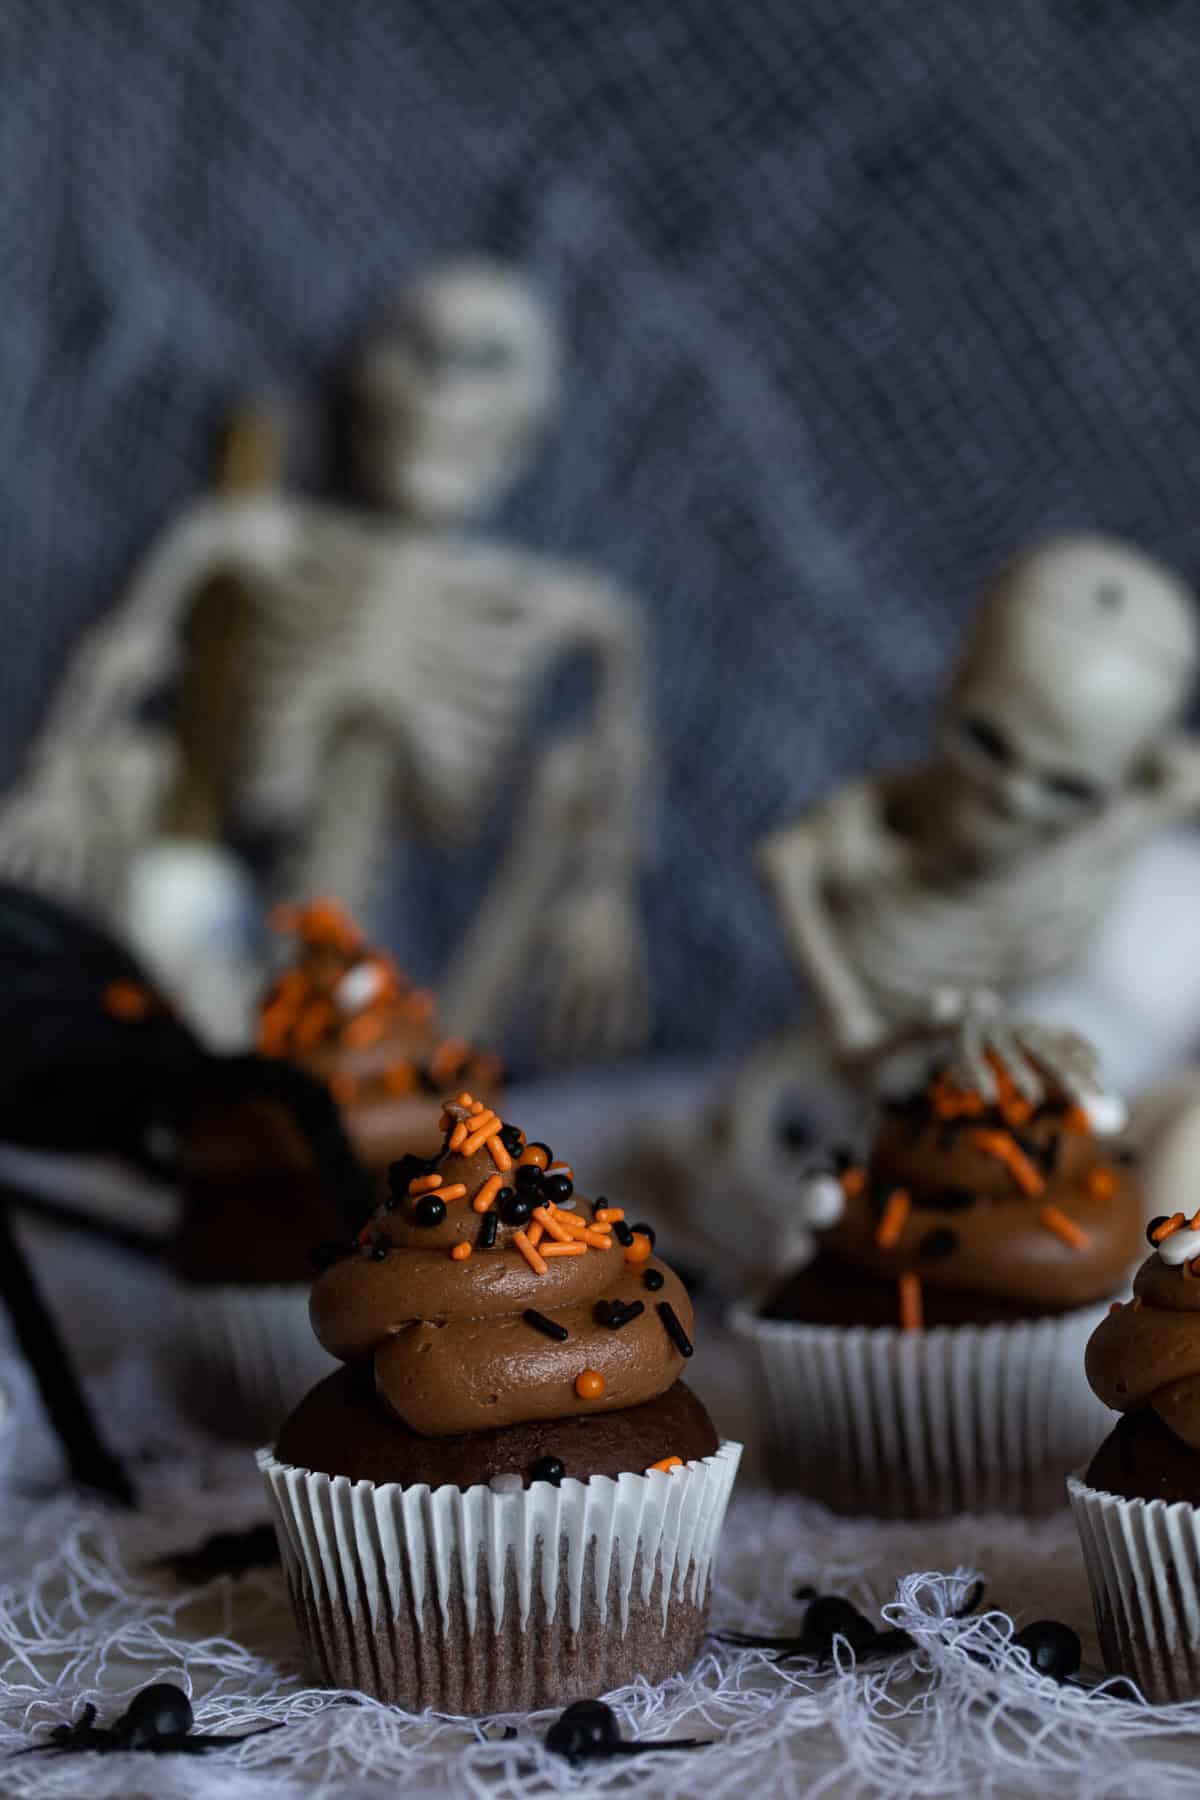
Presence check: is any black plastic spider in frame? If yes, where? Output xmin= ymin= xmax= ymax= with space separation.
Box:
xmin=716 ymin=1579 xmax=986 ymax=1666
xmin=19 ymin=1683 xmax=281 ymax=1756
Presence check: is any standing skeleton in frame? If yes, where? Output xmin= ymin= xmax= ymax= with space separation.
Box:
xmin=0 ymin=260 xmax=652 ymax=1057
xmin=676 ymin=534 xmax=1200 ymax=1277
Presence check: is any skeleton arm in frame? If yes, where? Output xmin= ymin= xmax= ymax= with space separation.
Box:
xmin=755 ymin=781 xmax=904 ymax=1063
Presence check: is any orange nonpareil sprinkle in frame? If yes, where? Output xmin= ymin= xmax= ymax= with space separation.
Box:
xmin=408 ymin=1174 xmax=444 ymax=1196
xmin=541 ymin=1242 xmax=587 ymax=1257
xmin=473 ymin=1175 xmax=503 ymax=1214
xmin=1152 ymin=1212 xmax=1187 ymax=1243
xmin=575 ymin=1369 xmax=605 ymax=1400
xmin=436 ymin=1183 xmax=467 ymax=1203
xmin=448 ymin=1122 xmax=469 ymax=1152
xmin=1086 ymin=1166 xmax=1117 ymax=1201
xmin=623 ymin=1232 xmax=652 ymax=1264
xmin=532 ymin=1206 xmax=573 ymax=1244
xmin=449 ymin=1241 xmax=472 ymax=1261
xmin=488 ymin=1136 xmax=513 ymax=1172
xmin=103 ymin=978 xmax=157 ymax=1021
xmin=898 ymin=1272 xmax=923 ymax=1332
xmin=1038 ymin=1204 xmax=1090 ymax=1251
xmin=512 ymin=1230 xmax=548 ymax=1275
xmin=518 ymin=1145 xmax=549 ymax=1171
xmin=968 ymin=1129 xmax=1045 ymax=1197
xmin=874 ymin=1188 xmax=911 ymax=1251
xmin=648 ymin=1455 xmax=683 ymax=1473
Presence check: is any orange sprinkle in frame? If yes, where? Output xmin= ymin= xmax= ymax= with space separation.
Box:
xmin=1063 ymin=1105 xmax=1092 ymax=1135
xmin=103 ymin=978 xmax=157 ymax=1021
xmin=343 ymin=1012 xmax=386 ymax=1049
xmin=488 ymin=1135 xmax=513 ymax=1172
xmin=518 ymin=1145 xmax=550 ymax=1171
xmin=408 ymin=1174 xmax=444 ymax=1196
xmin=1108 ymin=1301 xmax=1124 ymax=1314
xmin=293 ymin=999 xmax=337 ymax=1051
xmin=583 ymin=1227 xmax=615 ymax=1250
xmin=554 ymin=1212 xmax=589 ymax=1238
xmin=448 ymin=1122 xmax=469 ymax=1152
xmin=428 ymin=1037 xmax=470 ymax=1085
xmin=473 ymin=1175 xmax=503 ymax=1214
xmin=874 ymin=1189 xmax=911 ymax=1251
xmin=450 ymin=1241 xmax=472 ymax=1261
xmin=469 ymin=1100 xmax=484 ymax=1114
xmin=594 ymin=1208 xmax=625 ymax=1223
xmin=437 ymin=1183 xmax=468 ymax=1203
xmin=527 ymin=1221 xmax=545 ymax=1247
xmin=898 ymin=1272 xmax=923 ymax=1332
xmin=575 ymin=1369 xmax=606 ymax=1400
xmin=1038 ymin=1204 xmax=1090 ymax=1251
xmin=532 ymin=1205 xmax=573 ymax=1244
xmin=512 ymin=1230 xmax=548 ymax=1275
xmin=968 ymin=1129 xmax=1045 ymax=1197
xmin=1152 ymin=1212 xmax=1187 ymax=1243
xmin=841 ymin=1166 xmax=866 ymax=1199
xmin=462 ymin=1116 xmax=502 ymax=1156
xmin=1086 ymin=1166 xmax=1117 ymax=1201
xmin=382 ymin=1063 xmax=417 ymax=1097
xmin=328 ymin=1072 xmax=357 ymax=1107
xmin=456 ymin=1091 xmax=476 ymax=1108
xmin=541 ymin=1242 xmax=588 ymax=1257
xmin=623 ymin=1231 xmax=653 ymax=1265
xmin=648 ymin=1456 xmax=683 ymax=1473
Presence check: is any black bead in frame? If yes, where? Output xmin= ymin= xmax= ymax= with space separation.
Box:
xmin=545 ymin=1699 xmax=620 ymax=1759
xmin=1012 ymin=1619 xmax=1082 ymax=1683
xmin=498 ymin=1123 xmax=524 ymax=1155
xmin=1147 ymin=1215 xmax=1169 ymax=1246
xmin=530 ymin=1455 xmax=565 ymax=1487
xmin=613 ymin=1220 xmax=634 ymax=1246
xmin=478 ymin=1212 xmax=498 ymax=1249
xmin=371 ymin=1243 xmax=389 ymax=1261
xmin=414 ymin=1194 xmax=447 ymax=1228
xmin=541 ymin=1172 xmax=574 ymax=1205
xmin=918 ymin=1228 xmax=958 ymax=1261
xmin=629 ymin=1221 xmax=656 ymax=1247
xmin=515 ymin=1164 xmax=545 ymax=1193
xmin=501 ymin=1190 xmax=534 ymax=1227
xmin=112 ymin=1684 xmax=194 ymax=1748
xmin=643 ymin=1268 xmax=664 ymax=1291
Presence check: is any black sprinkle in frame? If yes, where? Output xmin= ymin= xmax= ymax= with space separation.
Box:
xmin=1147 ymin=1215 xmax=1170 ymax=1246
xmin=388 ymin=1153 xmax=436 ymax=1197
xmin=606 ymin=1299 xmax=644 ymax=1330
xmin=643 ymin=1268 xmax=665 ymax=1292
xmin=478 ymin=1212 xmax=499 ymax=1249
xmin=594 ymin=1300 xmax=616 ymax=1325
xmin=498 ymin=1123 xmax=524 ymax=1155
xmin=529 ymin=1455 xmax=565 ymax=1487
xmin=524 ymin=1309 xmax=568 ymax=1342
xmin=658 ymin=1301 xmax=693 ymax=1357
xmin=917 ymin=1187 xmax=977 ymax=1213
xmin=1040 ymin=1134 xmax=1062 ymax=1175
xmin=918 ymin=1228 xmax=958 ymax=1261
xmin=413 ymin=1194 xmax=447 ymax=1228
xmin=613 ymin=1221 xmax=634 ymax=1246
xmin=629 ymin=1221 xmax=656 ymax=1247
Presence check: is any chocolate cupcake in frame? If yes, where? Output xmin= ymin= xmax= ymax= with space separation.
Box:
xmin=1070 ymin=1214 xmax=1200 ymax=1700
xmin=171 ymin=898 xmax=500 ymax=1439
xmin=732 ymin=1035 xmax=1142 ymax=1516
xmin=259 ymin=1093 xmax=741 ymax=1713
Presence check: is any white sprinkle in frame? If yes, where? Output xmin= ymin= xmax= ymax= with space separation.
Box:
xmin=1158 ymin=1226 xmax=1200 ymax=1266
xmin=800 ymin=1173 xmax=845 ymax=1230
xmin=335 ymin=960 xmax=385 ymax=1015
xmin=1079 ymin=1090 xmax=1128 ymax=1137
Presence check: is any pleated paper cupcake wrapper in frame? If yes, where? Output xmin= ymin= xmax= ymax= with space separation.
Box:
xmin=170 ymin=1283 xmax=337 ymax=1443
xmin=258 ymin=1439 xmax=742 ymax=1713
xmin=730 ymin=1302 xmax=1111 ymax=1517
xmin=1069 ymin=1472 xmax=1200 ymax=1703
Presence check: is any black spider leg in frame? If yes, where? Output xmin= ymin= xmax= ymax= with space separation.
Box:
xmin=146 ymin=1724 xmax=286 ymax=1754
xmin=212 ymin=1054 xmax=374 ymax=1235
xmin=0 ymin=1188 xmax=135 ymax=1507
xmin=835 ymin=1578 xmax=989 ymax=1664
xmin=17 ymin=1706 xmax=112 ymax=1754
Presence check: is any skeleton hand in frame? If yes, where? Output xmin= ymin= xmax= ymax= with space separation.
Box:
xmin=829 ymin=1000 xmax=892 ymax=1072
xmin=1145 ymin=733 xmax=1200 ymax=819
xmin=943 ymin=997 xmax=1123 ymax=1128
xmin=537 ymin=879 xmax=649 ymax=1062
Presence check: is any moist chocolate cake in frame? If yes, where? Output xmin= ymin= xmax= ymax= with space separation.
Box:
xmin=262 ymin=1092 xmax=738 ymax=1710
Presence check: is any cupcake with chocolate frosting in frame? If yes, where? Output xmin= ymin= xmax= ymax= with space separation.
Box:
xmin=733 ymin=1019 xmax=1142 ymax=1516
xmin=170 ymin=898 xmax=500 ymax=1440
xmin=260 ymin=1093 xmax=741 ymax=1713
xmin=1070 ymin=1211 xmax=1200 ymax=1700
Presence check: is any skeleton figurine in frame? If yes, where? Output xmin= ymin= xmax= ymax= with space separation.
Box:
xmin=656 ymin=535 xmax=1200 ymax=1279
xmin=0 ymin=259 xmax=651 ymax=1057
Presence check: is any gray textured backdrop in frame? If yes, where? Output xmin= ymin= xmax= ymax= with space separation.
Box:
xmin=5 ymin=1 xmax=1200 ymax=1064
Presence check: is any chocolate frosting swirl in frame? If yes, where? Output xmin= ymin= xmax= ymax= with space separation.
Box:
xmin=817 ymin=1059 xmax=1142 ymax=1312
xmin=310 ymin=1098 xmax=693 ymax=1435
xmin=1087 ymin=1250 xmax=1200 ymax=1453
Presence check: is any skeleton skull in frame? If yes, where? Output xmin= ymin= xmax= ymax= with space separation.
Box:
xmin=935 ymin=534 xmax=1198 ymax=864
xmin=350 ymin=257 xmax=559 ymax=526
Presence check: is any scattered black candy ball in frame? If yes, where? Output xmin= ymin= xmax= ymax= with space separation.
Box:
xmin=501 ymin=1190 xmax=535 ymax=1227
xmin=643 ymin=1268 xmax=664 ymax=1291
xmin=1013 ymin=1619 xmax=1082 ymax=1683
xmin=414 ymin=1194 xmax=447 ymax=1228
xmin=515 ymin=1164 xmax=544 ymax=1194
xmin=529 ymin=1455 xmax=565 ymax=1487
xmin=541 ymin=1172 xmax=574 ymax=1205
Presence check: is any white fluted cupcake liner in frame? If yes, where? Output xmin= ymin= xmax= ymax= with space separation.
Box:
xmin=730 ymin=1301 xmax=1111 ymax=1517
xmin=1069 ymin=1471 xmax=1200 ymax=1702
xmin=258 ymin=1438 xmax=742 ymax=1712
xmin=169 ymin=1283 xmax=337 ymax=1443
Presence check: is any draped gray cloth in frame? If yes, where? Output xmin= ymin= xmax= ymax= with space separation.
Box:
xmin=4 ymin=0 xmax=1200 ymax=1061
